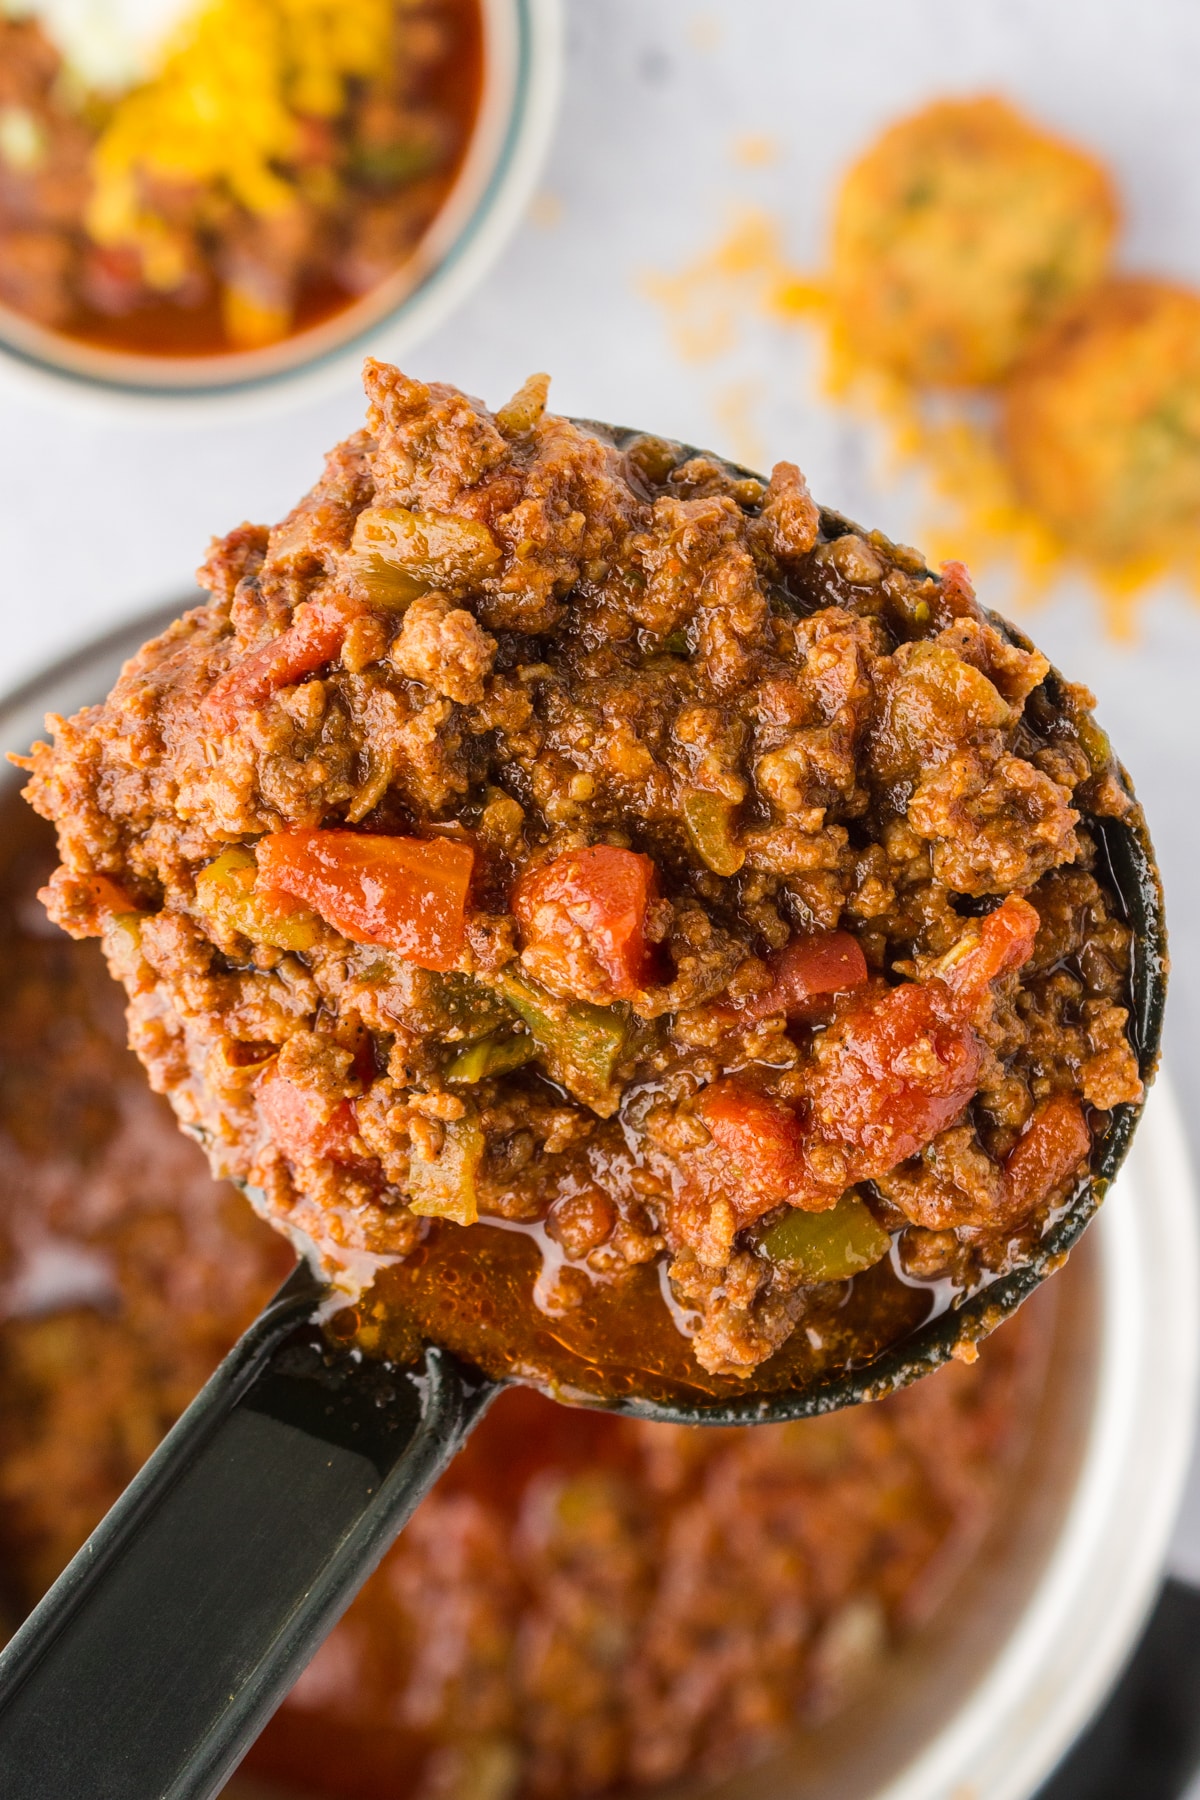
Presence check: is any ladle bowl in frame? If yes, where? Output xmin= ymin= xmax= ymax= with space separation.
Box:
xmin=0 ymin=434 xmax=1167 ymax=1797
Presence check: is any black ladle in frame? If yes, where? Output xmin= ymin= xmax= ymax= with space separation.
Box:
xmin=0 ymin=456 xmax=1167 ymax=1800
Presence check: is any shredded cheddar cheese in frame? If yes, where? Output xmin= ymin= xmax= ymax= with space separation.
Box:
xmin=86 ymin=0 xmax=393 ymax=295
xmin=642 ymin=210 xmax=795 ymax=363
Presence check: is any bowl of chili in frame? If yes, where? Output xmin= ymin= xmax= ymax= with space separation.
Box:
xmin=0 ymin=0 xmax=562 ymax=410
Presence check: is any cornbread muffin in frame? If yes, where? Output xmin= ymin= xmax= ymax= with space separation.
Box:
xmin=831 ymin=96 xmax=1118 ymax=385
xmin=1003 ymin=277 xmax=1200 ymax=560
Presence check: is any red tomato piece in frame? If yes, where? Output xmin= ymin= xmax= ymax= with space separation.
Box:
xmin=205 ymin=594 xmax=361 ymax=723
xmin=810 ymin=982 xmax=984 ymax=1182
xmin=85 ymin=873 xmax=136 ymax=917
xmin=257 ymin=829 xmax=474 ymax=971
xmin=257 ymin=1069 xmax=361 ymax=1164
xmin=513 ymin=844 xmax=657 ymax=1002
xmin=1003 ymin=1094 xmax=1091 ymax=1218
xmin=939 ymin=558 xmax=978 ymax=617
xmin=696 ymin=1079 xmax=811 ymax=1212
xmin=940 ymin=895 xmax=1040 ymax=1016
xmin=37 ymin=870 xmax=140 ymax=941
xmin=738 ymin=929 xmax=869 ymax=1023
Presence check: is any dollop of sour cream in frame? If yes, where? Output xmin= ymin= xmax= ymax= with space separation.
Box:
xmin=5 ymin=0 xmax=195 ymax=92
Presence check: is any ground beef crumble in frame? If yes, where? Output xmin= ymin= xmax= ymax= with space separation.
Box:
xmin=0 ymin=808 xmax=1056 ymax=1800
xmin=21 ymin=360 xmax=1145 ymax=1381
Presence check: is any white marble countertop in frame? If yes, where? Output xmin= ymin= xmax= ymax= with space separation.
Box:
xmin=3 ymin=0 xmax=1200 ymax=1576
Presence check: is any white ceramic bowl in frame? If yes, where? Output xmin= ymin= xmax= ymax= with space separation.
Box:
xmin=0 ymin=0 xmax=562 ymax=418
xmin=2 ymin=613 xmax=1196 ymax=1800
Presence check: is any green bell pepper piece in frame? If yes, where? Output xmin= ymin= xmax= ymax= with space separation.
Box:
xmin=759 ymin=1192 xmax=891 ymax=1283
xmin=682 ymin=791 xmax=744 ymax=877
xmin=495 ymin=969 xmax=628 ymax=1116
xmin=194 ymin=846 xmax=320 ymax=953
xmin=407 ymin=1111 xmax=485 ymax=1226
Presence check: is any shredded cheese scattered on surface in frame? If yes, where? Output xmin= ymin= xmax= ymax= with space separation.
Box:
xmin=713 ymin=377 xmax=767 ymax=472
xmin=642 ymin=209 xmax=797 ymax=363
xmin=646 ymin=204 xmax=1200 ymax=638
xmin=731 ymin=133 xmax=780 ymax=168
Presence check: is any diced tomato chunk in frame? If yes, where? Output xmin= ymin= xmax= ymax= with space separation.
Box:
xmin=939 ymin=559 xmax=978 ymax=618
xmin=696 ymin=1079 xmax=810 ymax=1211
xmin=513 ymin=844 xmax=657 ymax=1003
xmin=205 ymin=594 xmax=361 ymax=723
xmin=940 ymin=896 xmax=1040 ymax=1016
xmin=36 ymin=868 xmax=140 ymax=941
xmin=739 ymin=929 xmax=869 ymax=1023
xmin=84 ymin=873 xmax=137 ymax=918
xmin=689 ymin=901 xmax=1051 ymax=1226
xmin=257 ymin=829 xmax=473 ymax=971
xmin=257 ymin=1069 xmax=361 ymax=1164
xmin=810 ymin=983 xmax=984 ymax=1181
xmin=1003 ymin=1094 xmax=1091 ymax=1217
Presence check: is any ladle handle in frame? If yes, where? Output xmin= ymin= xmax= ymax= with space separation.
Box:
xmin=0 ymin=1263 xmax=499 ymax=1800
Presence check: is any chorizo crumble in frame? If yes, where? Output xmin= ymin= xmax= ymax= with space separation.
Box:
xmin=21 ymin=359 xmax=1145 ymax=1387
